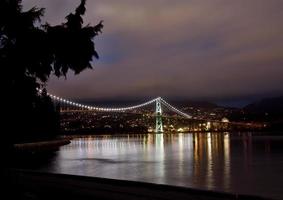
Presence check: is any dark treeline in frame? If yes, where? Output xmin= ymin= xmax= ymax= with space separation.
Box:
xmin=1 ymin=0 xmax=103 ymax=148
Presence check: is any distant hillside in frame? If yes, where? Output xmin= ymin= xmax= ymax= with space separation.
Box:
xmin=170 ymin=100 xmax=218 ymax=108
xmin=235 ymin=96 xmax=283 ymax=131
xmin=244 ymin=96 xmax=283 ymax=114
xmin=227 ymin=96 xmax=283 ymax=126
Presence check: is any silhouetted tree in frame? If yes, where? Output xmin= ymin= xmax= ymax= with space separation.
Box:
xmin=0 ymin=0 xmax=103 ymax=145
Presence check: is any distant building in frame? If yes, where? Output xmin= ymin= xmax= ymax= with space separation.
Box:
xmin=221 ymin=117 xmax=229 ymax=123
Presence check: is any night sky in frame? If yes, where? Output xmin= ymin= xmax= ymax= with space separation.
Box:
xmin=23 ymin=0 xmax=283 ymax=106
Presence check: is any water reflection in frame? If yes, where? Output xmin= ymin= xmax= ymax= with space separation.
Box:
xmin=41 ymin=132 xmax=283 ymax=199
xmin=223 ymin=133 xmax=230 ymax=190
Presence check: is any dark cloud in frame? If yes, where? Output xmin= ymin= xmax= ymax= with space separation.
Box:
xmin=23 ymin=0 xmax=283 ymax=103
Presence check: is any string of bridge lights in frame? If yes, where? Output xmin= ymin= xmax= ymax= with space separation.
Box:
xmin=37 ymin=89 xmax=192 ymax=119
xmin=160 ymin=98 xmax=192 ymax=119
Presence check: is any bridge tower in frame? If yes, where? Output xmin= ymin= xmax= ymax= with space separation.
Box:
xmin=155 ymin=97 xmax=164 ymax=133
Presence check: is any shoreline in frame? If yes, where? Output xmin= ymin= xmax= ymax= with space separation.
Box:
xmin=8 ymin=169 xmax=274 ymax=200
xmin=60 ymin=130 xmax=283 ymax=139
xmin=13 ymin=139 xmax=71 ymax=152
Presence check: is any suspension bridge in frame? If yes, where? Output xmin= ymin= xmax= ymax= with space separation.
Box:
xmin=38 ymin=90 xmax=251 ymax=133
xmin=39 ymin=90 xmax=195 ymax=132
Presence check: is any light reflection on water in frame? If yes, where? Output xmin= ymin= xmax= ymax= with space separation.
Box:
xmin=41 ymin=132 xmax=283 ymax=199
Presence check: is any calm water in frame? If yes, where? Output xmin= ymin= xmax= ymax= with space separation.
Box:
xmin=40 ymin=132 xmax=283 ymax=199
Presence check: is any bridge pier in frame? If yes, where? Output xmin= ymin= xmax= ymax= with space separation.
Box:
xmin=155 ymin=97 xmax=164 ymax=133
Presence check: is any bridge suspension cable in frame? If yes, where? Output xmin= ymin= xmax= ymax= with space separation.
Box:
xmin=160 ymin=98 xmax=192 ymax=119
xmin=39 ymin=90 xmax=157 ymax=112
xmin=37 ymin=89 xmax=192 ymax=119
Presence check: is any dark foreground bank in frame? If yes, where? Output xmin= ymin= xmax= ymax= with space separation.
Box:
xmin=14 ymin=139 xmax=71 ymax=152
xmin=7 ymin=169 xmax=273 ymax=200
